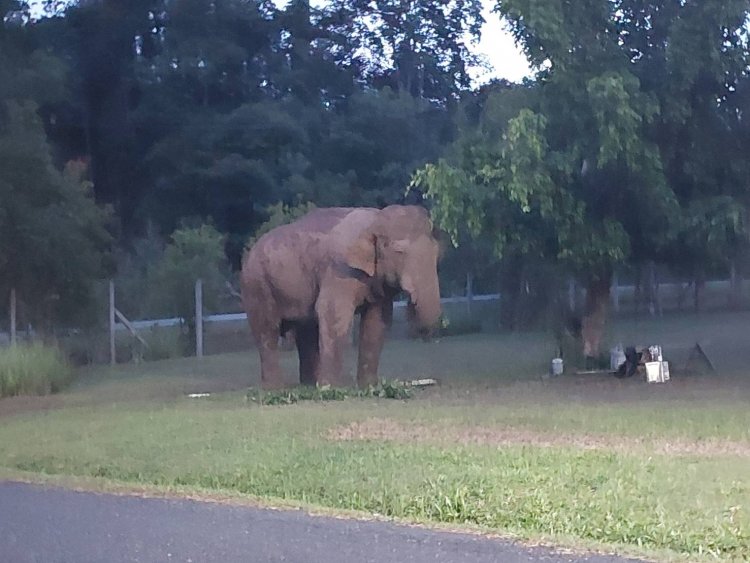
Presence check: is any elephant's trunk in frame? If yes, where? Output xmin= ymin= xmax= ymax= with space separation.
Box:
xmin=406 ymin=278 xmax=442 ymax=333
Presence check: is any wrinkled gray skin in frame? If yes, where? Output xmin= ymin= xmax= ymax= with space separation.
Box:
xmin=241 ymin=205 xmax=442 ymax=389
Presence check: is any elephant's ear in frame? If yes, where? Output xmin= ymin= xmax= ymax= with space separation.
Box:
xmin=344 ymin=235 xmax=376 ymax=277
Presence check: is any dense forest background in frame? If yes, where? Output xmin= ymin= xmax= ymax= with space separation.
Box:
xmin=2 ymin=0 xmax=750 ymax=354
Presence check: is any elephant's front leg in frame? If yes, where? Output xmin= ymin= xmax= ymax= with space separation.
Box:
xmin=315 ymin=290 xmax=356 ymax=387
xmin=357 ymin=299 xmax=392 ymax=388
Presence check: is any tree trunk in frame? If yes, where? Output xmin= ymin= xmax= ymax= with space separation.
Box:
xmin=500 ymin=257 xmax=523 ymax=331
xmin=647 ymin=261 xmax=662 ymax=317
xmin=729 ymin=260 xmax=742 ymax=308
xmin=581 ymin=274 xmax=611 ymax=365
xmin=568 ymin=278 xmax=576 ymax=312
xmin=10 ymin=288 xmax=17 ymax=346
xmin=694 ymin=272 xmax=705 ymax=313
xmin=633 ymin=264 xmax=642 ymax=315
xmin=465 ymin=272 xmax=474 ymax=316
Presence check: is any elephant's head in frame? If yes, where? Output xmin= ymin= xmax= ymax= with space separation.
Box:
xmin=344 ymin=205 xmax=442 ymax=332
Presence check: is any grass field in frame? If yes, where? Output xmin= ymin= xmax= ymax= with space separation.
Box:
xmin=2 ymin=311 xmax=750 ymax=561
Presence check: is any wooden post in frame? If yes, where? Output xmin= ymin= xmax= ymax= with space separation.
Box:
xmin=195 ymin=279 xmax=203 ymax=358
xmin=109 ymin=280 xmax=116 ymax=365
xmin=465 ymin=272 xmax=474 ymax=315
xmin=9 ymin=288 xmax=17 ymax=345
xmin=730 ymin=260 xmax=742 ymax=307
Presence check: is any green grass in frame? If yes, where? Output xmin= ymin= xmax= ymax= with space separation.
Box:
xmin=0 ymin=343 xmax=73 ymax=398
xmin=3 ymin=311 xmax=750 ymax=560
xmin=1 ymin=401 xmax=748 ymax=559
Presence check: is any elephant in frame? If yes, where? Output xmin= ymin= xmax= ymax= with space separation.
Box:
xmin=240 ymin=205 xmax=442 ymax=389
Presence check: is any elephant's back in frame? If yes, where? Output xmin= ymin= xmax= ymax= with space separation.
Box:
xmin=244 ymin=207 xmax=377 ymax=267
xmin=241 ymin=213 xmax=339 ymax=316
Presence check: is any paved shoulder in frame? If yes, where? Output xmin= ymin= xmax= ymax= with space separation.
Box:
xmin=0 ymin=482 xmax=642 ymax=563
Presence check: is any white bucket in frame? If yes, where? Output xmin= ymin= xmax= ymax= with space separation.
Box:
xmin=645 ymin=361 xmax=661 ymax=383
xmin=551 ymin=358 xmax=564 ymax=377
xmin=645 ymin=361 xmax=670 ymax=383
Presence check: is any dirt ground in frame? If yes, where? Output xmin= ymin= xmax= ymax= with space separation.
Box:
xmin=0 ymin=394 xmax=65 ymax=419
xmin=327 ymin=416 xmax=750 ymax=457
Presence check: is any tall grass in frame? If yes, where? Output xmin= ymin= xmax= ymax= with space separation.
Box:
xmin=0 ymin=343 xmax=73 ymax=398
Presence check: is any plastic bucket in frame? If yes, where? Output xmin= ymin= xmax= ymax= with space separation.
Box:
xmin=551 ymin=358 xmax=564 ymax=377
xmin=645 ymin=361 xmax=662 ymax=383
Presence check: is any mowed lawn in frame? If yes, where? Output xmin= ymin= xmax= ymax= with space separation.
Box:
xmin=2 ymin=312 xmax=750 ymax=561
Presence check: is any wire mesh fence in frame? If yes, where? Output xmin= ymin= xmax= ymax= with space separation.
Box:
xmin=2 ymin=268 xmax=750 ymax=367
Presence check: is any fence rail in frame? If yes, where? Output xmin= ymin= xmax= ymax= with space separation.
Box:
xmin=114 ymin=293 xmax=504 ymax=332
xmin=110 ymin=278 xmax=740 ymax=332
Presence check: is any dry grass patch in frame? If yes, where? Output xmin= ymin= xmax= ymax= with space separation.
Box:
xmin=327 ymin=417 xmax=750 ymax=457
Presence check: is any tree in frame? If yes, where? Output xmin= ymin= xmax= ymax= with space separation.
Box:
xmin=413 ymin=0 xmax=750 ymax=362
xmin=320 ymin=0 xmax=484 ymax=103
xmin=0 ymin=14 xmax=112 ymax=332
xmin=0 ymin=103 xmax=112 ymax=331
xmin=151 ymin=224 xmax=227 ymax=352
xmin=246 ymin=201 xmax=317 ymax=248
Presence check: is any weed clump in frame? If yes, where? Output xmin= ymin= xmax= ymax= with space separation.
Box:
xmin=0 ymin=343 xmax=74 ymax=397
xmin=246 ymin=380 xmax=413 ymax=405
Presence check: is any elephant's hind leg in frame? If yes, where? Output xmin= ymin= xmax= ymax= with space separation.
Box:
xmin=250 ymin=312 xmax=284 ymax=389
xmin=296 ymin=321 xmax=320 ymax=386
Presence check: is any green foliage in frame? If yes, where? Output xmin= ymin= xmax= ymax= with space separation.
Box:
xmin=18 ymin=0 xmax=465 ymax=269
xmin=321 ymin=0 xmax=484 ymax=101
xmin=141 ymin=327 xmax=184 ymax=362
xmin=112 ymin=227 xmax=166 ymax=320
xmin=414 ymin=0 xmax=750 ymax=291
xmin=246 ymin=380 xmax=413 ymax=405
xmin=151 ymin=224 xmax=227 ymax=332
xmin=246 ymin=201 xmax=317 ymax=249
xmin=0 ymin=343 xmax=73 ymax=398
xmin=0 ymin=19 xmax=113 ymax=329
xmin=0 ymin=101 xmax=112 ymax=329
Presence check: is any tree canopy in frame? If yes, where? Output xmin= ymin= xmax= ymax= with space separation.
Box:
xmin=412 ymin=0 xmax=750 ymax=356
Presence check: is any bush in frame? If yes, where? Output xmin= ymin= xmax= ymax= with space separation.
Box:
xmin=0 ymin=343 xmax=74 ymax=398
xmin=151 ymin=224 xmax=228 ymax=354
xmin=142 ymin=327 xmax=184 ymax=361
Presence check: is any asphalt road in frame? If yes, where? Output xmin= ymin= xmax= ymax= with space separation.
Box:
xmin=0 ymin=482 xmax=644 ymax=563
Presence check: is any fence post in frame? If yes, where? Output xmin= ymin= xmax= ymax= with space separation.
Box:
xmin=10 ymin=288 xmax=17 ymax=345
xmin=195 ymin=279 xmax=203 ymax=358
xmin=465 ymin=272 xmax=474 ymax=315
xmin=730 ymin=260 xmax=742 ymax=307
xmin=109 ymin=280 xmax=116 ymax=365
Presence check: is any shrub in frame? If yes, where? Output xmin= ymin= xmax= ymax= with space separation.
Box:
xmin=151 ymin=224 xmax=228 ymax=354
xmin=0 ymin=343 xmax=74 ymax=398
xmin=142 ymin=327 xmax=184 ymax=361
